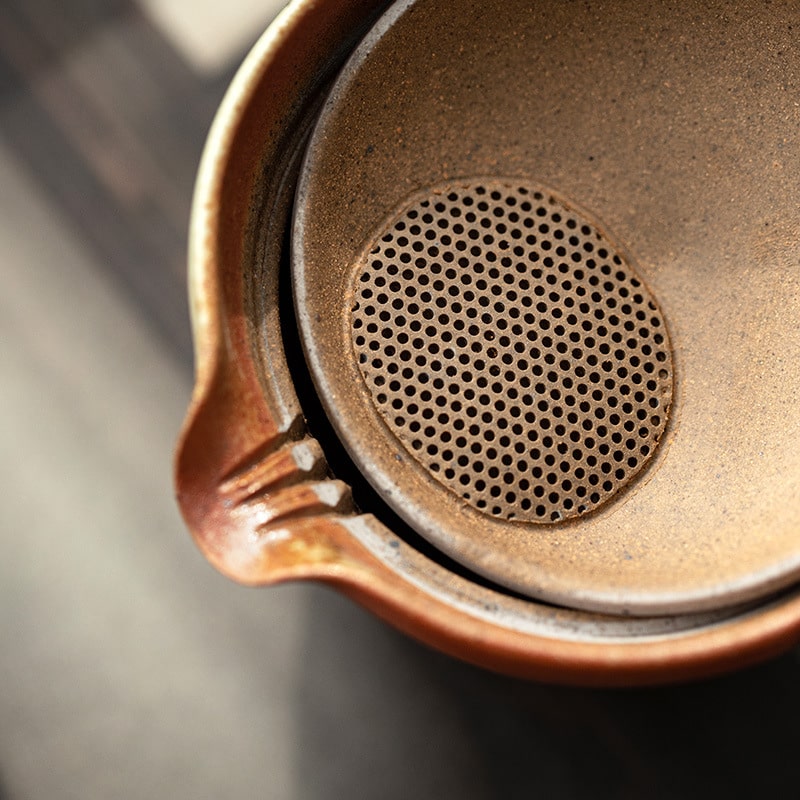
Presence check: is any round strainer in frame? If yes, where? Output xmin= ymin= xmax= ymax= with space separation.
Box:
xmin=350 ymin=181 xmax=673 ymax=524
xmin=290 ymin=0 xmax=800 ymax=615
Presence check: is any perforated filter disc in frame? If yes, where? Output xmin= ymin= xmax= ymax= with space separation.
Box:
xmin=350 ymin=182 xmax=672 ymax=524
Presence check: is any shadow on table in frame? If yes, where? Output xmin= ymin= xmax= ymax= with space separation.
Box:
xmin=294 ymin=587 xmax=800 ymax=799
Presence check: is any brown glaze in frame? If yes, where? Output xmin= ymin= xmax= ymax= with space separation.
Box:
xmin=176 ymin=0 xmax=386 ymax=582
xmin=176 ymin=0 xmax=800 ymax=684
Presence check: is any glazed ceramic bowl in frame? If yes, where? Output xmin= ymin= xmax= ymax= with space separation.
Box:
xmin=175 ymin=0 xmax=800 ymax=684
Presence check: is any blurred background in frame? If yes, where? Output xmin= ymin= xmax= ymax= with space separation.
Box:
xmin=2 ymin=1 xmax=800 ymax=797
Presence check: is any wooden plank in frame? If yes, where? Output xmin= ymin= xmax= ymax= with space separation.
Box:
xmin=0 ymin=1 xmax=235 ymax=367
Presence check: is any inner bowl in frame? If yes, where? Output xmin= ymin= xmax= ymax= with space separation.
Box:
xmin=292 ymin=0 xmax=800 ymax=615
